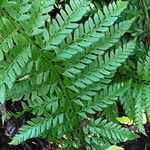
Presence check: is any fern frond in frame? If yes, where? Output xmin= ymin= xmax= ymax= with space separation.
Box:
xmin=44 ymin=0 xmax=90 ymax=49
xmin=78 ymin=80 xmax=131 ymax=118
xmin=17 ymin=1 xmax=31 ymax=21
xmin=137 ymin=50 xmax=150 ymax=81
xmin=0 ymin=18 xmax=28 ymax=60
xmin=145 ymin=85 xmax=150 ymax=120
xmin=1 ymin=0 xmax=139 ymax=148
xmin=134 ymin=86 xmax=146 ymax=135
xmin=31 ymin=0 xmax=56 ymax=35
xmin=85 ymin=136 xmax=110 ymax=150
xmin=68 ymin=40 xmax=135 ymax=91
xmin=121 ymin=85 xmax=147 ymax=135
xmin=83 ymin=118 xmax=137 ymax=146
xmin=121 ymin=47 xmax=150 ymax=135
xmin=6 ymin=69 xmax=58 ymax=101
xmin=10 ymin=113 xmax=64 ymax=145
xmin=22 ymin=95 xmax=58 ymax=116
xmin=56 ymin=0 xmax=128 ymax=60
xmin=0 ymin=47 xmax=32 ymax=103
xmin=63 ymin=18 xmax=135 ymax=79
xmin=121 ymin=90 xmax=135 ymax=119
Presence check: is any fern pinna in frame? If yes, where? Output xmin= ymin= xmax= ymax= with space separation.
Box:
xmin=0 ymin=0 xmax=144 ymax=149
xmin=120 ymin=46 xmax=150 ymax=136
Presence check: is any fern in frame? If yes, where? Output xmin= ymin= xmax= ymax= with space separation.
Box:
xmin=79 ymin=80 xmax=132 ymax=118
xmin=121 ymin=48 xmax=150 ymax=135
xmin=0 ymin=47 xmax=32 ymax=102
xmin=10 ymin=113 xmax=64 ymax=145
xmin=0 ymin=0 xmax=142 ymax=149
xmin=83 ymin=118 xmax=137 ymax=149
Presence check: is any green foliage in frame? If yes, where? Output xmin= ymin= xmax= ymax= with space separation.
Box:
xmin=10 ymin=113 xmax=64 ymax=145
xmin=83 ymin=118 xmax=137 ymax=149
xmin=121 ymin=49 xmax=150 ymax=135
xmin=0 ymin=0 xmax=149 ymax=149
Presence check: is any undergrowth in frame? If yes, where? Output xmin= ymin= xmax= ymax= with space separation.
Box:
xmin=0 ymin=0 xmax=149 ymax=149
